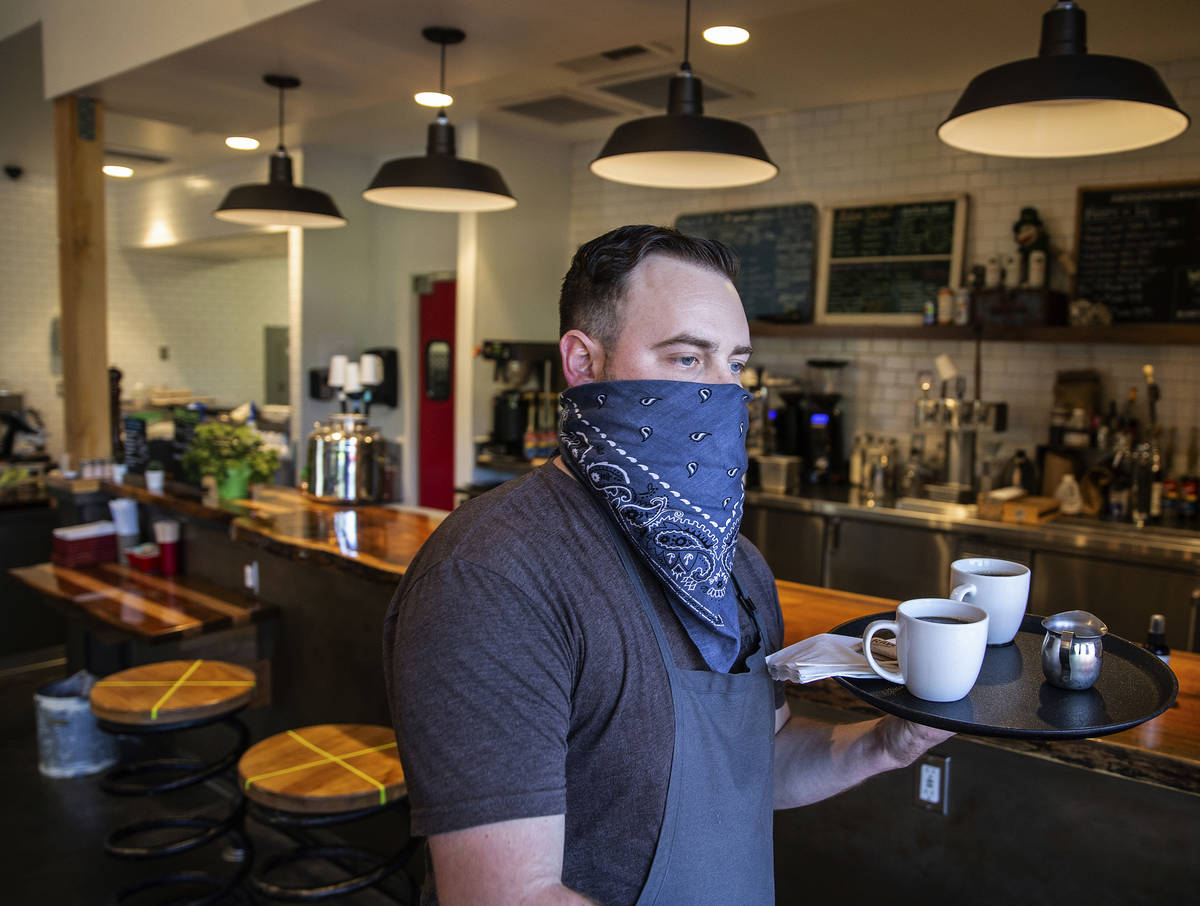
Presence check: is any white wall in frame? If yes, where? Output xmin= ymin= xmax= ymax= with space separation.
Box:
xmin=0 ymin=172 xmax=62 ymax=452
xmin=567 ymin=56 xmax=1200 ymax=470
xmin=297 ymin=145 xmax=458 ymax=503
xmin=453 ymin=121 xmax=574 ymax=486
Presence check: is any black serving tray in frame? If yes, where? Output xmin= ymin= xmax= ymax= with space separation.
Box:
xmin=829 ymin=612 xmax=1179 ymax=739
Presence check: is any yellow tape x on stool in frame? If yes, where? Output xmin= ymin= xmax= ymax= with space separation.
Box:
xmin=239 ymin=724 xmax=419 ymax=900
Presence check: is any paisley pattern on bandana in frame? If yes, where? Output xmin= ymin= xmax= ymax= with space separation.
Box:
xmin=559 ymin=379 xmax=751 ymax=672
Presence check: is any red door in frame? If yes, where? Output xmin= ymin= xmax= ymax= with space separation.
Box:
xmin=418 ymin=280 xmax=456 ymax=510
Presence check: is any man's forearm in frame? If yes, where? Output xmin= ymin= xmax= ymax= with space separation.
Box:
xmin=772 ymin=713 xmax=951 ymax=810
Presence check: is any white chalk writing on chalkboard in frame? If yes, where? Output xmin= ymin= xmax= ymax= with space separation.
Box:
xmin=1075 ymin=183 xmax=1200 ymax=323
xmin=675 ymin=204 xmax=817 ymax=322
xmin=817 ymin=195 xmax=967 ymax=324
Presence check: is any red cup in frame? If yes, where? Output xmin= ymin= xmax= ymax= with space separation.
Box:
xmin=160 ymin=540 xmax=179 ymax=576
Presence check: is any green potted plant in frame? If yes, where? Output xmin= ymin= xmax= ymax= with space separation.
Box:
xmin=181 ymin=422 xmax=279 ymax=501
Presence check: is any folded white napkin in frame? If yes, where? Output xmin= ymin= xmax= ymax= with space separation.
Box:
xmin=766 ymin=633 xmax=898 ymax=684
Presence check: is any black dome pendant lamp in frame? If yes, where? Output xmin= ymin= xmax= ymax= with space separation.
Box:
xmin=214 ymin=74 xmax=346 ymax=228
xmin=590 ymin=0 xmax=776 ymax=189
xmin=363 ymin=27 xmax=516 ymax=213
xmin=938 ymin=1 xmax=1188 ymax=158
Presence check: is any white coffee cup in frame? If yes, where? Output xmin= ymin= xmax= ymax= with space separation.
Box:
xmin=949 ymin=557 xmax=1031 ymax=645
xmin=862 ymin=598 xmax=990 ymax=702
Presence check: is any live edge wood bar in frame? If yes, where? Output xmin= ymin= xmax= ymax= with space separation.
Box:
xmin=28 ymin=482 xmax=1195 ymax=801
xmin=15 ymin=481 xmax=1198 ymax=901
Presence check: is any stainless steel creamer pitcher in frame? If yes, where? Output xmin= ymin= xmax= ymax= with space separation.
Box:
xmin=1041 ymin=610 xmax=1107 ymax=691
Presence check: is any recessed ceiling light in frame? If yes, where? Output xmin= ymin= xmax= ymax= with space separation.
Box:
xmin=415 ymin=91 xmax=453 ymax=108
xmin=102 ymin=165 xmax=133 ymax=178
xmin=703 ymin=26 xmax=749 ymax=45
xmin=226 ymin=136 xmax=260 ymax=151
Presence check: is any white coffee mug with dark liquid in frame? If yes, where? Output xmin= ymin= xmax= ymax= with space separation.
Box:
xmin=862 ymin=598 xmax=990 ymax=702
xmin=949 ymin=557 xmax=1031 ymax=645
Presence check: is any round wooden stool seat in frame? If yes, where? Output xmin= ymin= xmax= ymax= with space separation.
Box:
xmin=90 ymin=659 xmax=256 ymax=725
xmin=239 ymin=724 xmax=406 ymax=815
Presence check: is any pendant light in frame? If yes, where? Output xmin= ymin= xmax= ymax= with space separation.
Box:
xmin=363 ymin=27 xmax=516 ymax=213
xmin=590 ymin=0 xmax=776 ymax=189
xmin=214 ymin=74 xmax=346 ymax=228
xmin=938 ymin=1 xmax=1188 ymax=158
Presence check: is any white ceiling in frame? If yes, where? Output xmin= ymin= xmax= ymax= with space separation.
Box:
xmin=4 ymin=0 xmax=1200 ymax=179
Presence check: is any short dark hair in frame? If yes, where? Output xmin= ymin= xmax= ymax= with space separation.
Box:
xmin=558 ymin=224 xmax=740 ymax=350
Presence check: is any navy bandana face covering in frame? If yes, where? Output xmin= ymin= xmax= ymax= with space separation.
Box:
xmin=559 ymin=380 xmax=752 ymax=672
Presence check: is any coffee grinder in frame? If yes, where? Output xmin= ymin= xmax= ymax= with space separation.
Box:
xmin=803 ymin=359 xmax=848 ymax=483
xmin=478 ymin=341 xmax=564 ymax=457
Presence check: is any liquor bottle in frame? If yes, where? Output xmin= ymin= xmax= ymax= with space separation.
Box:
xmin=1184 ymin=428 xmax=1200 ymax=526
xmin=1130 ymin=443 xmax=1152 ymax=528
xmin=1143 ymin=614 xmax=1170 ymax=664
xmin=1149 ymin=431 xmax=1164 ymax=524
xmin=1122 ymin=387 xmax=1139 ymax=445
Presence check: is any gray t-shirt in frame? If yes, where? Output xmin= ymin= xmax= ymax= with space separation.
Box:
xmin=383 ymin=462 xmax=784 ymax=906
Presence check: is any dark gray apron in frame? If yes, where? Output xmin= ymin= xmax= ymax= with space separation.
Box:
xmin=604 ymin=521 xmax=777 ymax=906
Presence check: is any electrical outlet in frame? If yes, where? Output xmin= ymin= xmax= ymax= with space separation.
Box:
xmin=243 ymin=561 xmax=259 ymax=596
xmin=914 ymin=754 xmax=950 ymax=814
xmin=159 ymin=345 xmax=169 ymax=360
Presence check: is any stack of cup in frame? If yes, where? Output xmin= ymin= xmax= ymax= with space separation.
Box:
xmin=153 ymin=520 xmax=181 ymax=576
xmin=107 ymin=499 xmax=139 ymax=556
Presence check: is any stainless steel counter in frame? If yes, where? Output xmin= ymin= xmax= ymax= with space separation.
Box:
xmin=742 ymin=490 xmax=1200 ymax=650
xmin=745 ymin=490 xmax=1200 ymax=569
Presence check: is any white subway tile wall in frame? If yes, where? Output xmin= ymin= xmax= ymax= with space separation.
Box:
xmin=0 ymin=172 xmax=286 ymax=461
xmin=567 ymin=57 xmax=1200 ymax=469
xmin=0 ymin=174 xmax=63 ymax=454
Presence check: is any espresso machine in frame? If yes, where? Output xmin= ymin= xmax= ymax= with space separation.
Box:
xmin=913 ymin=358 xmax=1008 ymax=503
xmin=478 ymin=341 xmax=564 ymax=458
xmin=767 ymin=360 xmax=848 ymax=484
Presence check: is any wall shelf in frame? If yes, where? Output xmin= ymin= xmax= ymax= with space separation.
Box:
xmin=748 ymin=321 xmax=1200 ymax=346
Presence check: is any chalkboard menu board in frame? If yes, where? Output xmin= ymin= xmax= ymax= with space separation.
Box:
xmin=817 ymin=196 xmax=966 ymax=323
xmin=171 ymin=407 xmax=201 ymax=481
xmin=1075 ymin=182 xmax=1200 ymax=323
xmin=122 ymin=415 xmax=149 ymax=474
xmin=675 ymin=203 xmax=817 ymax=321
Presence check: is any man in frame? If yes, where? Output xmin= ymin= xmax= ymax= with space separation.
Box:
xmin=384 ymin=225 xmax=950 ymax=906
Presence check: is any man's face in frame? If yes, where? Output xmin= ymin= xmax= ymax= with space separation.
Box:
xmin=598 ymin=256 xmax=752 ymax=385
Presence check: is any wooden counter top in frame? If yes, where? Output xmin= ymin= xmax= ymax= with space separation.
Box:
xmin=776 ymin=581 xmax=1200 ymax=795
xmin=10 ymin=561 xmax=277 ymax=643
xmin=106 ymin=483 xmax=446 ymax=583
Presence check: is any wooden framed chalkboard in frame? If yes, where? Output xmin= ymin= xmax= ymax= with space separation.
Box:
xmin=1075 ymin=182 xmax=1200 ymax=323
xmin=815 ymin=195 xmax=967 ymax=324
xmin=674 ymin=203 xmax=817 ymax=322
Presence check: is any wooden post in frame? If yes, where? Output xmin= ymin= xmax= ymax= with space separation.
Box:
xmin=55 ymin=94 xmax=110 ymax=466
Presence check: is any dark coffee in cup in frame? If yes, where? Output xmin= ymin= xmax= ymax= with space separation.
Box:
xmin=917 ymin=616 xmax=970 ymax=624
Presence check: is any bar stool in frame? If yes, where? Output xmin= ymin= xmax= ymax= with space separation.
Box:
xmin=238 ymin=723 xmax=418 ymax=901
xmin=90 ymin=659 xmax=257 ymax=904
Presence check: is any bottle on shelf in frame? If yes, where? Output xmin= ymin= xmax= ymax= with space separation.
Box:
xmin=1149 ymin=432 xmax=1164 ymax=525
xmin=1182 ymin=427 xmax=1200 ymax=525
xmin=1130 ymin=442 xmax=1152 ymax=528
xmin=1143 ymin=614 xmax=1170 ymax=664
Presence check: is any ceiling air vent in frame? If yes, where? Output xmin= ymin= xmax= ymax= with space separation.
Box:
xmin=596 ymin=73 xmax=732 ymax=109
xmin=557 ymin=43 xmax=671 ymax=74
xmin=500 ymin=95 xmax=623 ymax=125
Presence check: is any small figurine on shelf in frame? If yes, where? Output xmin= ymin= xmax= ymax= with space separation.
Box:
xmin=1013 ymin=206 xmax=1050 ymax=287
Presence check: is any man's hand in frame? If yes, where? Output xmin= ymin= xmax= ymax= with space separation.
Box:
xmin=875 ymin=716 xmax=955 ymax=769
xmin=772 ymin=707 xmax=954 ymax=809
xmin=428 ymin=815 xmax=599 ymax=906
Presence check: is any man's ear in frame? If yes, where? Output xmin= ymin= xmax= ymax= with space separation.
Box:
xmin=560 ymin=330 xmax=605 ymax=386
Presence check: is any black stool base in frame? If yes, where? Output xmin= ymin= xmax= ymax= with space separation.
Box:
xmin=247 ymin=800 xmax=419 ymax=902
xmin=113 ymin=826 xmax=252 ymax=906
xmin=97 ymin=709 xmax=252 ymax=904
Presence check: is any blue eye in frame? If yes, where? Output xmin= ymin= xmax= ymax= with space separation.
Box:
xmin=730 ymin=361 xmax=745 ymax=374
xmin=677 ymin=355 xmax=699 ymax=367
